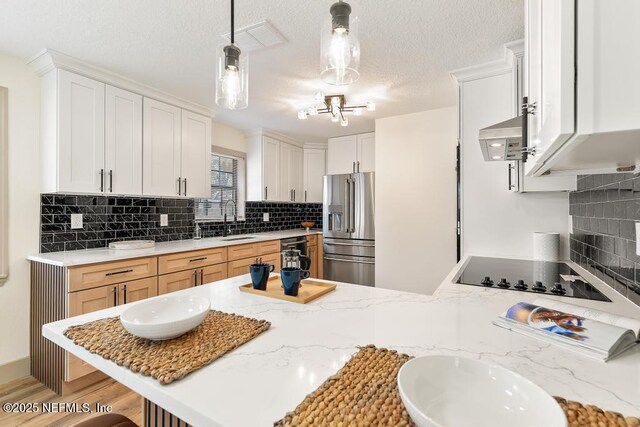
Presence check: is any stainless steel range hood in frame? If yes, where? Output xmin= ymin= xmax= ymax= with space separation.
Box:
xmin=478 ymin=116 xmax=523 ymax=161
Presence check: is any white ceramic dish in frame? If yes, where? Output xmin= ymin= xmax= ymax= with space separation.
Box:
xmin=109 ymin=240 xmax=156 ymax=250
xmin=120 ymin=295 xmax=210 ymax=340
xmin=397 ymin=355 xmax=567 ymax=427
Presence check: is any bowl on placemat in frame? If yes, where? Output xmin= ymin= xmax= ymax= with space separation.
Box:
xmin=120 ymin=296 xmax=210 ymax=340
xmin=397 ymin=355 xmax=566 ymax=427
xmin=301 ymin=221 xmax=315 ymax=230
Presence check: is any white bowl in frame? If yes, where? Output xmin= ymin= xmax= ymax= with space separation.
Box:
xmin=397 ymin=355 xmax=566 ymax=427
xmin=120 ymin=296 xmax=210 ymax=340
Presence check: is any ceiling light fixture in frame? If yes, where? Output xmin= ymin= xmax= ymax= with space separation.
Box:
xmin=215 ymin=0 xmax=248 ymax=110
xmin=320 ymin=0 xmax=360 ymax=86
xmin=297 ymin=93 xmax=375 ymax=127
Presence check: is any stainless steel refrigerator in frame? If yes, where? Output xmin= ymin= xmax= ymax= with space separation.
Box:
xmin=323 ymin=172 xmax=375 ymax=286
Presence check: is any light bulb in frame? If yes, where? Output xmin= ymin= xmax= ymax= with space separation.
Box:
xmin=366 ymin=101 xmax=376 ymax=111
xmin=331 ymin=96 xmax=341 ymax=107
xmin=308 ymin=106 xmax=318 ymax=116
xmin=353 ymin=107 xmax=363 ymax=116
xmin=340 ymin=117 xmax=349 ymax=127
xmin=298 ymin=110 xmax=308 ymax=120
xmin=314 ymin=92 xmax=325 ymax=102
xmin=490 ymin=143 xmax=503 ymax=147
xmin=328 ymin=30 xmax=352 ymax=85
xmin=221 ymin=68 xmax=241 ymax=109
xmin=331 ymin=114 xmax=339 ymax=123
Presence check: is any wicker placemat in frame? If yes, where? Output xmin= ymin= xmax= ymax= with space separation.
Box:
xmin=275 ymin=345 xmax=640 ymax=427
xmin=64 ymin=310 xmax=270 ymax=384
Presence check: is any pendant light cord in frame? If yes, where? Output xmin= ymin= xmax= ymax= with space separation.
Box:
xmin=230 ymin=0 xmax=235 ymax=44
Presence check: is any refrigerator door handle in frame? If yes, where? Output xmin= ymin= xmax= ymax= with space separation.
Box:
xmin=350 ymin=178 xmax=356 ymax=233
xmin=344 ymin=178 xmax=350 ymax=232
xmin=324 ymin=257 xmax=375 ymax=265
xmin=324 ymin=241 xmax=375 ymax=248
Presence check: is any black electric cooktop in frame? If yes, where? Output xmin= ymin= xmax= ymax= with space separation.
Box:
xmin=456 ymin=256 xmax=611 ymax=302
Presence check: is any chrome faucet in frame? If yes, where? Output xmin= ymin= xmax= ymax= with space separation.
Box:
xmin=222 ymin=200 xmax=237 ymax=237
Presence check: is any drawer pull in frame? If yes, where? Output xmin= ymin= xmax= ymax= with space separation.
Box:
xmin=105 ymin=269 xmax=134 ymax=276
xmin=189 ymin=257 xmax=208 ymax=263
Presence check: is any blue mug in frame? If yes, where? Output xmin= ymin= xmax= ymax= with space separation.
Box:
xmin=250 ymin=263 xmax=275 ymax=290
xmin=281 ymin=267 xmax=310 ymax=296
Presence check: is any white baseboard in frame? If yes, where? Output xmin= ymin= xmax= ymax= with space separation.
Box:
xmin=0 ymin=357 xmax=30 ymax=385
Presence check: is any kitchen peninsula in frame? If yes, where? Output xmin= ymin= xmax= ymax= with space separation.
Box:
xmin=42 ymin=259 xmax=640 ymax=426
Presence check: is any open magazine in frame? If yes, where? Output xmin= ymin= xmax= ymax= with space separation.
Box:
xmin=494 ymin=299 xmax=640 ymax=362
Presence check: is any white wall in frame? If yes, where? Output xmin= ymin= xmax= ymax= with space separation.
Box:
xmin=212 ymin=121 xmax=247 ymax=153
xmin=0 ymin=54 xmax=40 ymax=371
xmin=375 ymin=108 xmax=458 ymax=295
xmin=460 ymin=72 xmax=569 ymax=259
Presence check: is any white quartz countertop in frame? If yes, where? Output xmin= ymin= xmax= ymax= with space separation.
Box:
xmin=42 ymin=257 xmax=640 ymax=427
xmin=28 ymin=229 xmax=321 ymax=267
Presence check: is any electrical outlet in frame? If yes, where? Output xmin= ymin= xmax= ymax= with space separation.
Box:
xmin=160 ymin=214 xmax=169 ymax=227
xmin=636 ymin=222 xmax=640 ymax=256
xmin=263 ymin=213 xmax=269 ymax=222
xmin=70 ymin=214 xmax=83 ymax=229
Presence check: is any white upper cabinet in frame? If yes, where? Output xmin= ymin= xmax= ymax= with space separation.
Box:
xmin=303 ymin=148 xmax=327 ymax=203
xmin=525 ymin=0 xmax=640 ymax=176
xmin=35 ymin=53 xmax=213 ymax=198
xmin=261 ymin=136 xmax=280 ymax=201
xmin=247 ymin=131 xmax=306 ymax=202
xmin=142 ymin=98 xmax=182 ymax=197
xmin=105 ymin=85 xmax=142 ymax=195
xmin=181 ymin=110 xmax=212 ymax=198
xmin=327 ymin=135 xmax=357 ymax=175
xmin=280 ymin=142 xmax=303 ymax=202
xmin=55 ymin=70 xmax=105 ymax=193
xmin=327 ymin=132 xmax=374 ymax=175
xmin=356 ymin=133 xmax=375 ymax=173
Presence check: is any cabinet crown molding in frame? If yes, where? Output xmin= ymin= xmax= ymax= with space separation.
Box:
xmin=27 ymin=49 xmax=213 ymax=117
xmin=450 ymin=39 xmax=524 ymax=83
xmin=245 ymin=128 xmax=303 ymax=147
xmin=304 ymin=142 xmax=328 ymax=150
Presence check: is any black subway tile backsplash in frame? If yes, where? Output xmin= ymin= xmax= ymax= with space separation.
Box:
xmin=570 ymin=174 xmax=640 ymax=307
xmin=39 ymin=194 xmax=322 ymax=254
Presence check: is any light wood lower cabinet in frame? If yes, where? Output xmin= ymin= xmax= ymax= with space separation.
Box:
xmin=308 ymin=244 xmax=318 ymax=278
xmin=68 ymin=256 xmax=157 ymax=292
xmin=201 ymin=263 xmax=228 ymax=284
xmin=158 ymin=248 xmax=227 ymax=275
xmin=227 ymin=243 xmax=259 ymax=261
xmin=66 ymin=276 xmax=158 ymax=381
xmin=228 ymin=252 xmax=281 ymax=278
xmin=158 ymin=268 xmax=199 ymax=295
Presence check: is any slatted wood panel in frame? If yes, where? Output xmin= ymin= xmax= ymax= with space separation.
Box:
xmin=0 ymin=376 xmax=141 ymax=427
xmin=30 ymin=262 xmax=66 ymax=395
xmin=144 ymin=399 xmax=191 ymax=427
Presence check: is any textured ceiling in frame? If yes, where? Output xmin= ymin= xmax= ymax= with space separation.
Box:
xmin=0 ymin=0 xmax=523 ymax=142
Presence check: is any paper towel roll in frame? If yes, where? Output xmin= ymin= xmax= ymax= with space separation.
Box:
xmin=533 ymin=232 xmax=560 ymax=261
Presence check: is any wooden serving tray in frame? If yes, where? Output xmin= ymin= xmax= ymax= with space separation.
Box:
xmin=239 ymin=275 xmax=336 ymax=304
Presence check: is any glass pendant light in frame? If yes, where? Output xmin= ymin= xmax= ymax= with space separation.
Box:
xmin=320 ymin=0 xmax=360 ymax=86
xmin=215 ymin=0 xmax=248 ymax=110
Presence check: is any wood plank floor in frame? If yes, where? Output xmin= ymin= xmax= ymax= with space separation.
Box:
xmin=0 ymin=376 xmax=141 ymax=426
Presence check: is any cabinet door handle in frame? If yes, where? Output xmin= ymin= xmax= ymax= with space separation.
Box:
xmin=123 ymin=284 xmax=127 ymax=304
xmin=265 ymin=186 xmax=268 ymax=200
xmin=99 ymin=169 xmax=105 ymax=192
xmin=189 ymin=257 xmax=207 ymax=263
xmin=200 ymin=269 xmax=204 ymax=286
xmin=357 ymin=161 xmax=360 ymax=172
xmin=109 ymin=170 xmax=113 ymax=192
xmin=352 ymin=162 xmax=355 ymax=173
xmin=183 ymin=178 xmax=187 ymax=196
xmin=305 ymin=190 xmax=307 ymax=202
xmin=105 ymin=269 xmax=134 ymax=276
xmin=293 ymin=189 xmax=296 ymax=201
xmin=112 ymin=286 xmax=117 ymax=306
xmin=193 ymin=269 xmax=198 ymax=286
xmin=508 ymin=164 xmax=515 ymax=190
xmin=177 ymin=177 xmax=182 ymax=195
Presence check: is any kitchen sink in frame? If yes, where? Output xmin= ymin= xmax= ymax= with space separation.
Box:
xmin=220 ymin=236 xmax=256 ymax=241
